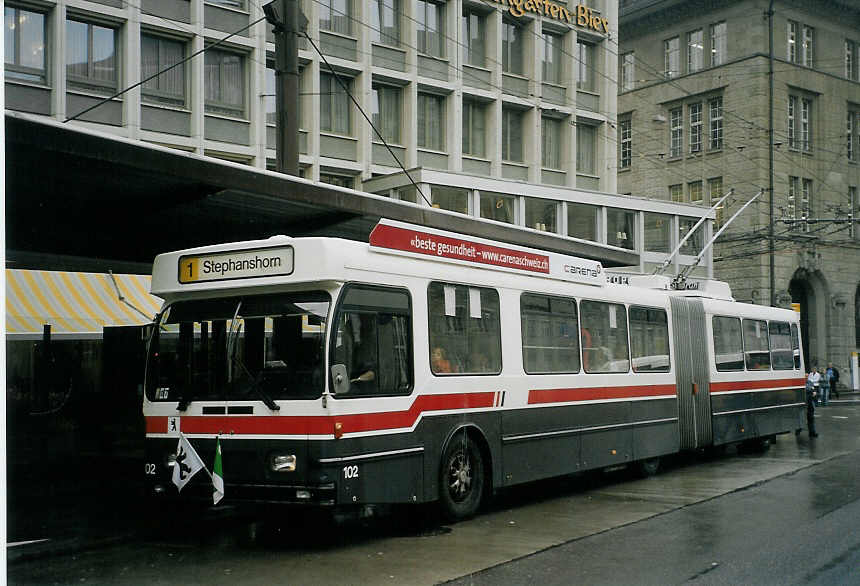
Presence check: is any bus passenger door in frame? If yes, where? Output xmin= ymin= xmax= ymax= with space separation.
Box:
xmin=670 ymin=298 xmax=712 ymax=449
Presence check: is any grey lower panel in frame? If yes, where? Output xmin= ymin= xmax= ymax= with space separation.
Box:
xmin=6 ymin=83 xmax=51 ymax=115
xmin=711 ymin=388 xmax=805 ymax=445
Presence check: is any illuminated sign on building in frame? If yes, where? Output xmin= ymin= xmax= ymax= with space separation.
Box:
xmin=485 ymin=0 xmax=610 ymax=33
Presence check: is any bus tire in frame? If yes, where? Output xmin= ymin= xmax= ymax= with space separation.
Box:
xmin=636 ymin=457 xmax=660 ymax=478
xmin=439 ymin=432 xmax=484 ymax=522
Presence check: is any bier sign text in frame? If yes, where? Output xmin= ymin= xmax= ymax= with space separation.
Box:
xmin=178 ymin=246 xmax=294 ymax=283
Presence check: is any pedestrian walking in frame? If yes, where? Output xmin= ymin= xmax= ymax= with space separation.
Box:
xmin=804 ymin=367 xmax=820 ymax=437
xmin=826 ymin=362 xmax=840 ymax=400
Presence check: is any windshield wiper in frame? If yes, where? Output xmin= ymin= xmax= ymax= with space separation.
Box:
xmin=232 ymin=359 xmax=281 ymax=411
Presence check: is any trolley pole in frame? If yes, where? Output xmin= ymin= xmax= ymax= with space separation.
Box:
xmin=264 ymin=0 xmax=307 ymax=176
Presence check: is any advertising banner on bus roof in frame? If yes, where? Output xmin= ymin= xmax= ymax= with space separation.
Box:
xmin=369 ymin=219 xmax=604 ymax=286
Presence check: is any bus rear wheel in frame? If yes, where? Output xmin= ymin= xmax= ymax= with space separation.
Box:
xmin=439 ymin=433 xmax=484 ymax=522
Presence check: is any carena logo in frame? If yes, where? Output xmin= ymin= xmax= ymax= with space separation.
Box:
xmin=564 ymin=264 xmax=601 ymax=278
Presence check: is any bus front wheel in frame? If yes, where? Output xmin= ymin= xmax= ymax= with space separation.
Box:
xmin=439 ymin=433 xmax=484 ymax=522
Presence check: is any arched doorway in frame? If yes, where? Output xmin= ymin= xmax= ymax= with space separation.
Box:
xmin=789 ymin=269 xmax=829 ymax=369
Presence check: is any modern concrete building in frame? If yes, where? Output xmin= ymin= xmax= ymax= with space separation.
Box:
xmin=618 ymin=0 xmax=860 ymax=370
xmin=5 ymin=0 xmax=719 ymax=274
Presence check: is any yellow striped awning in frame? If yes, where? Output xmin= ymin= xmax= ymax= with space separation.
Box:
xmin=6 ymin=269 xmax=163 ymax=338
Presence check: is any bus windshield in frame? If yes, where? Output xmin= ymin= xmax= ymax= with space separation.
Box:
xmin=145 ymin=292 xmax=329 ymax=405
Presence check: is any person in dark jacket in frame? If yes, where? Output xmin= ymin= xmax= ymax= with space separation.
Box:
xmin=804 ymin=367 xmax=820 ymax=437
xmin=826 ymin=362 xmax=840 ymax=399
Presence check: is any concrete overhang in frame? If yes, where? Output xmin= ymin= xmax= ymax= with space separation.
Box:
xmin=5 ymin=112 xmax=639 ymax=271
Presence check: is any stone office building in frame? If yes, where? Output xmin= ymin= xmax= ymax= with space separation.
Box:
xmin=618 ymin=0 xmax=860 ymax=372
xmin=6 ymin=0 xmax=718 ymax=272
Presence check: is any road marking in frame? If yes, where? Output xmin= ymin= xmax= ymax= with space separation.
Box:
xmin=831 ymin=416 xmax=849 ymax=419
xmin=7 ymin=538 xmax=50 ymax=548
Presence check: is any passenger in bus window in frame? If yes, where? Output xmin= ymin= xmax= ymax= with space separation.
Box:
xmin=431 ymin=346 xmax=456 ymax=374
xmin=349 ymin=314 xmax=378 ymax=392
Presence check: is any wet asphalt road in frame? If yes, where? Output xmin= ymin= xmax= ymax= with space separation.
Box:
xmin=7 ymin=401 xmax=860 ymax=585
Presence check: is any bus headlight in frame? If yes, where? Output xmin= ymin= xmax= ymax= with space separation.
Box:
xmin=271 ymin=454 xmax=297 ymax=472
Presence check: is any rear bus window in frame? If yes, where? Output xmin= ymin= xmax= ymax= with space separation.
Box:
xmin=629 ymin=306 xmax=670 ymax=372
xmin=769 ymin=321 xmax=793 ymax=370
xmin=520 ymin=293 xmax=580 ymax=374
xmin=580 ymin=300 xmax=629 ymax=373
xmin=743 ymin=319 xmax=770 ymax=370
xmin=428 ymin=283 xmax=501 ymax=375
xmin=712 ymin=316 xmax=743 ymax=371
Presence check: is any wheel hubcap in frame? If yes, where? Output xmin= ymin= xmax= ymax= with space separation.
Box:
xmin=449 ymin=452 xmax=472 ymax=501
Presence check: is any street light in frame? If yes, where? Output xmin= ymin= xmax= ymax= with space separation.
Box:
xmin=263 ymin=0 xmax=307 ymax=175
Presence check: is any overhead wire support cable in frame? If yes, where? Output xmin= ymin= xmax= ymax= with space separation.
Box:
xmin=64 ymin=16 xmax=267 ymax=123
xmin=303 ymin=32 xmax=432 ymax=207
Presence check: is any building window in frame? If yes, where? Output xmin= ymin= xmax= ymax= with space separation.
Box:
xmin=502 ymin=108 xmax=524 ymax=162
xmin=141 ymin=34 xmax=186 ymax=106
xmin=849 ymin=111 xmax=855 ymax=161
xmin=320 ymin=173 xmax=354 ymax=188
xmin=670 ymin=183 xmax=683 ymax=203
xmin=664 ymin=36 xmax=679 ymax=78
xmin=371 ymin=0 xmax=399 ymax=46
xmin=5 ymin=7 xmax=46 ymax=84
xmin=462 ymin=8 xmax=486 ymax=68
xmin=850 ymin=186 xmax=857 ymax=239
xmin=709 ymin=97 xmax=723 ymax=150
xmin=543 ymin=31 xmax=563 ymax=85
xmin=788 ymin=175 xmax=799 ymax=229
xmin=802 ymin=25 xmax=814 ymax=67
xmin=670 ymin=107 xmax=682 ymax=158
xmin=689 ymin=181 xmax=703 ymax=204
xmin=576 ymin=123 xmax=596 ymax=175
xmin=320 ymin=72 xmax=351 ymax=135
xmin=320 ymin=0 xmax=352 ymax=36
xmin=709 ymin=177 xmax=724 ymax=227
xmin=417 ymin=0 xmax=445 ymax=58
xmin=577 ymin=40 xmax=595 ymax=91
xmin=710 ymin=21 xmax=726 ymax=66
xmin=481 ymin=192 xmax=516 ymax=224
xmin=66 ymin=19 xmax=118 ymax=92
xmin=787 ymin=21 xmax=798 ymax=62
xmin=679 ymin=218 xmax=703 ymax=255
xmin=687 ymin=29 xmax=703 ymax=73
xmin=644 ymin=212 xmax=671 ymax=253
xmin=689 ymin=102 xmax=702 ymax=153
xmin=541 ymin=116 xmax=562 ymax=169
xmin=846 ymin=40 xmax=857 ymax=80
xmin=788 ymin=95 xmax=797 ymax=148
xmin=621 ymin=52 xmax=635 ymax=91
xmin=568 ymin=202 xmax=597 ymax=241
xmin=432 ymin=186 xmax=469 ymax=214
xmin=801 ymin=178 xmax=812 ymax=231
xmin=502 ymin=19 xmax=524 ymax=75
xmin=462 ymin=99 xmax=486 ymax=157
xmin=371 ymin=84 xmax=401 ymax=144
xmin=619 ymin=118 xmax=632 ymax=169
xmin=607 ymin=209 xmax=636 ymax=250
xmin=204 ymin=49 xmax=245 ymax=117
xmin=418 ymin=92 xmax=445 ymax=151
xmin=800 ymin=97 xmax=811 ymax=151
xmin=525 ymin=197 xmax=557 ymax=232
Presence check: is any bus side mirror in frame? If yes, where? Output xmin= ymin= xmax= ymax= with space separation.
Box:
xmin=330 ymin=364 xmax=349 ymax=394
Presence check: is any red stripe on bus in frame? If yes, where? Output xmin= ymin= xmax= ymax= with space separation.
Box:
xmin=710 ymin=377 xmax=805 ymax=393
xmin=369 ymin=223 xmax=550 ymax=274
xmin=528 ymin=384 xmax=677 ymax=405
xmin=145 ymin=391 xmax=496 ymax=436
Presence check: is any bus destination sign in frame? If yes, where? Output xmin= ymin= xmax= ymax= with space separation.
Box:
xmin=178 ymin=246 xmax=294 ymax=284
xmin=369 ymin=219 xmax=603 ymax=286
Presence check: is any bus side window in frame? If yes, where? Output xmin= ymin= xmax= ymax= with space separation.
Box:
xmin=331 ymin=285 xmax=413 ymax=397
xmin=742 ymin=319 xmax=770 ymax=371
xmin=791 ymin=323 xmax=801 ymax=370
xmin=712 ymin=316 xmax=744 ymax=371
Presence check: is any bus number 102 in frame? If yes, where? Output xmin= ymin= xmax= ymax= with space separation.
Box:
xmin=343 ymin=465 xmax=359 ymax=479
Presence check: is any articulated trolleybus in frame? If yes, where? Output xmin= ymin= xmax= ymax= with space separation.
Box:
xmin=144 ymin=219 xmax=806 ymax=520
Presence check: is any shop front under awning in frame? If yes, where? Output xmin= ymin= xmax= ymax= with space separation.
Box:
xmin=6 ymin=269 xmax=163 ymax=339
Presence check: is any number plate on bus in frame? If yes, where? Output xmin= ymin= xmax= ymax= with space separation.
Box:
xmin=179 ymin=247 xmax=294 ymax=283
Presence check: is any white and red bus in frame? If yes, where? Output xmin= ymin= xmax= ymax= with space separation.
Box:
xmin=143 ymin=219 xmax=805 ymax=519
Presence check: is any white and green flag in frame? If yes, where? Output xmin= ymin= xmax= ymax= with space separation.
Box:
xmin=212 ymin=436 xmax=224 ymax=505
xmin=172 ymin=433 xmax=205 ymax=492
